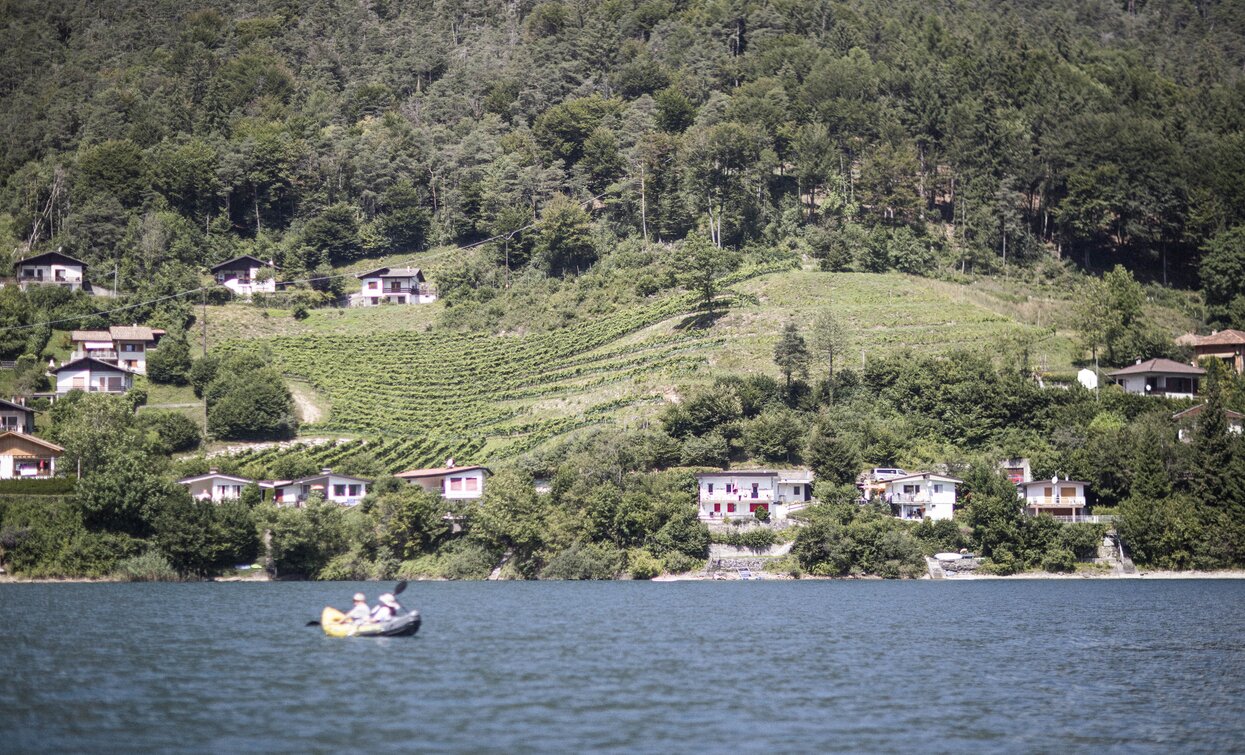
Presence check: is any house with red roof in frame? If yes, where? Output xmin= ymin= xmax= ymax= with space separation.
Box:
xmin=1190 ymin=330 xmax=1245 ymax=374
xmin=69 ymin=325 xmax=165 ymax=374
xmin=1108 ymin=358 xmax=1204 ymax=398
xmin=1171 ymin=404 xmax=1245 ymax=442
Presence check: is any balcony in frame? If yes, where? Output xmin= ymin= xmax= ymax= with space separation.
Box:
xmin=71 ymin=350 xmax=118 ymax=362
xmin=1026 ymin=497 xmax=1088 ymax=508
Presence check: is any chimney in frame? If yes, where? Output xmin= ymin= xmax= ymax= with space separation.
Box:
xmin=1136 ymin=358 xmax=1142 ymax=365
xmin=322 ymin=467 xmax=332 ymax=475
xmin=445 ymin=457 xmax=455 ymax=469
xmin=209 ymin=467 xmax=219 ymax=475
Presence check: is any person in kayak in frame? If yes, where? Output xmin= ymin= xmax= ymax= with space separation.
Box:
xmin=369 ymin=593 xmax=402 ymax=622
xmin=343 ymin=592 xmax=371 ymax=623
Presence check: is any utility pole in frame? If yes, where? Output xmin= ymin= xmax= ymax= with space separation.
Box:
xmin=201 ymin=289 xmax=208 ymax=356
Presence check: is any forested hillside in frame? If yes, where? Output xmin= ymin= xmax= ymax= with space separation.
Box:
xmin=3 ymin=0 xmax=1245 ymax=321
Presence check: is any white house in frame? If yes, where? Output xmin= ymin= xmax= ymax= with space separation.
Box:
xmin=695 ymin=469 xmax=814 ymax=521
xmin=12 ymin=251 xmax=87 ymax=291
xmin=351 ymin=267 xmax=436 ymax=306
xmin=882 ymin=472 xmax=962 ymax=521
xmin=0 ymin=399 xmax=36 ymax=434
xmin=69 ymin=325 xmax=165 ymax=374
xmin=0 ymin=431 xmax=62 ymax=479
xmin=269 ymin=468 xmax=370 ymax=507
xmin=51 ymin=357 xmax=135 ymax=396
xmin=1172 ymin=404 xmax=1244 ymax=442
xmin=395 ymin=464 xmax=490 ymax=499
xmin=1000 ymin=457 xmax=1031 ymax=484
xmin=1108 ymin=358 xmax=1205 ymax=398
xmin=211 ymin=255 xmax=278 ymax=297
xmin=177 ymin=469 xmax=254 ymax=502
xmin=1018 ymin=478 xmax=1089 ymax=521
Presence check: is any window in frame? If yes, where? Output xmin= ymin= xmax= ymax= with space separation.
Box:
xmin=369 ymin=281 xmax=379 ymax=290
xmin=348 ymin=484 xmax=361 ymax=497
xmin=727 ymin=503 xmax=736 ymax=513
xmin=751 ymin=483 xmax=759 ymax=499
xmin=465 ymin=477 xmax=478 ymax=492
xmin=933 ymin=484 xmax=943 ymax=493
xmin=713 ymin=503 xmax=721 ymax=512
xmin=450 ymin=477 xmax=463 ymax=492
xmin=725 ymin=483 xmax=734 ymax=493
xmin=1059 ymin=487 xmax=1077 ymax=499
xmin=333 ymin=485 xmax=346 ymax=497
xmin=749 ymin=503 xmax=758 ymax=513
xmin=707 ymin=483 xmax=714 ymax=494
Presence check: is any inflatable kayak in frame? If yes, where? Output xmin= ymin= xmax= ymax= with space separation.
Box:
xmin=320 ymin=606 xmax=422 ymax=638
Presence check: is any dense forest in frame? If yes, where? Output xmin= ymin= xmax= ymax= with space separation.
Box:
xmin=3 ymin=0 xmax=1245 ymax=319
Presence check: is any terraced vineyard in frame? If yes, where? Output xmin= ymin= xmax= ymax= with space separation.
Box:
xmin=212 ymin=267 xmax=1087 ymax=471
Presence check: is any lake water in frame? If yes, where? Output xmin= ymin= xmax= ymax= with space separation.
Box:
xmin=2 ymin=580 xmax=1244 ymax=753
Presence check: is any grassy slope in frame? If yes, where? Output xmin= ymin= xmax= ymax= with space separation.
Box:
xmin=205 ymin=268 xmax=1203 ymax=468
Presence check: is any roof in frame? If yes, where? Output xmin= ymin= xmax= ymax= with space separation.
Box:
xmin=14 ymin=250 xmax=87 ymax=268
xmin=886 ymin=472 xmax=964 ymax=485
xmin=211 ymin=255 xmax=275 ymax=272
xmin=109 ymin=325 xmax=163 ymax=342
xmin=1108 ymin=358 xmax=1205 ymax=377
xmin=1171 ymin=404 xmax=1245 ymax=421
xmin=286 ymin=472 xmax=373 ymax=485
xmin=177 ymin=472 xmax=255 ymax=485
xmin=1192 ymin=329 xmax=1245 ymax=347
xmin=356 ymin=266 xmax=425 ymax=281
xmin=0 ymin=431 xmax=64 ymax=453
xmin=694 ymin=469 xmax=810 ymax=478
xmin=396 ymin=465 xmax=490 ymax=479
xmin=70 ymin=330 xmax=113 ymax=342
xmin=1018 ymin=479 xmax=1090 ymax=489
xmin=0 ymin=398 xmax=36 ymax=414
xmin=50 ymin=356 xmax=138 ymax=374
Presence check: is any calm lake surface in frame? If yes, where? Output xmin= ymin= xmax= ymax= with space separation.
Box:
xmin=2 ymin=580 xmax=1244 ymax=753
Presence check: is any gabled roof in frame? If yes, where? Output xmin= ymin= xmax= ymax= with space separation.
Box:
xmin=1192 ymin=329 xmax=1245 ymax=347
xmin=109 ymin=325 xmax=163 ymax=342
xmin=177 ymin=472 xmax=255 ymax=485
xmin=286 ymin=471 xmax=372 ymax=485
xmin=886 ymin=472 xmax=964 ymax=485
xmin=1171 ymin=404 xmax=1245 ymax=421
xmin=70 ymin=330 xmax=113 ymax=342
xmin=0 ymin=431 xmax=64 ymax=453
xmin=356 ymin=266 xmax=425 ymax=281
xmin=396 ymin=465 xmax=490 ymax=479
xmin=14 ymin=251 xmax=87 ymax=269
xmin=0 ymin=398 xmax=36 ymax=414
xmin=50 ymin=356 xmax=137 ymax=374
xmin=694 ymin=469 xmax=811 ymax=478
xmin=1108 ymin=358 xmax=1205 ymax=377
xmin=211 ymin=255 xmax=276 ymax=272
xmin=1018 ymin=478 xmax=1090 ymax=489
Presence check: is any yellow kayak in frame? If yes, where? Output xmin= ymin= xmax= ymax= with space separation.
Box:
xmin=320 ymin=606 xmax=422 ymax=638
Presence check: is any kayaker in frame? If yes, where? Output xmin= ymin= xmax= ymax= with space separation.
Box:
xmin=370 ymin=593 xmax=402 ymax=622
xmin=343 ymin=592 xmax=371 ymax=623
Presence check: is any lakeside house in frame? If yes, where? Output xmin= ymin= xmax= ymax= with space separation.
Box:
xmin=0 ymin=431 xmax=62 ymax=479
xmin=0 ymin=399 xmax=36 ymax=434
xmin=211 ymin=255 xmax=278 ymax=297
xmin=176 ymin=469 xmax=255 ymax=502
xmin=351 ymin=267 xmax=436 ymax=306
xmin=50 ymin=356 xmax=135 ymax=396
xmin=1108 ymin=358 xmax=1204 ymax=398
xmin=1019 ymin=478 xmax=1089 ymax=521
xmin=1189 ymin=330 xmax=1245 ymax=374
xmin=269 ymin=468 xmax=370 ymax=506
xmin=395 ymin=463 xmax=490 ymax=499
xmin=1171 ymin=404 xmax=1244 ymax=442
xmin=69 ymin=325 xmax=165 ymax=374
xmin=10 ymin=250 xmax=87 ymax=292
xmin=882 ymin=472 xmax=962 ymax=521
xmin=695 ymin=469 xmax=815 ymax=521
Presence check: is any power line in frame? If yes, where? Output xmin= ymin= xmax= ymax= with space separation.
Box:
xmin=0 ymin=191 xmax=610 ymax=336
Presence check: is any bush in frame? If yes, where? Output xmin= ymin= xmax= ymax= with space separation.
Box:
xmin=112 ymin=552 xmax=180 ymax=582
xmin=137 ymin=410 xmax=202 ymax=452
xmin=0 ymin=478 xmax=76 ymax=495
xmin=1042 ymin=547 xmax=1077 ymax=573
xmin=146 ymin=336 xmax=192 ymax=385
xmin=627 ymin=548 xmax=662 ymax=579
xmin=396 ymin=540 xmax=497 ymax=580
xmin=540 ymin=541 xmax=623 ymax=579
xmin=660 ymin=550 xmax=702 ymax=574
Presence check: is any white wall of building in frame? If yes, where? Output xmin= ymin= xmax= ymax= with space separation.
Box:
xmin=54 ymin=366 xmax=131 ymax=395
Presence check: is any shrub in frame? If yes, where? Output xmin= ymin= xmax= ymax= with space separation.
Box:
xmin=147 ymin=336 xmax=192 ymax=385
xmin=628 ymin=548 xmax=662 ymax=579
xmin=0 ymin=478 xmax=76 ymax=495
xmin=291 ymin=304 xmax=310 ymax=320
xmin=137 ymin=410 xmax=202 ymax=452
xmin=540 ymin=541 xmax=623 ymax=579
xmin=113 ymin=552 xmax=180 ymax=582
xmin=1042 ymin=547 xmax=1077 ymax=573
xmin=660 ymin=550 xmax=701 ymax=574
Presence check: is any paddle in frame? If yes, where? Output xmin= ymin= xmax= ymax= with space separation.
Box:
xmin=306 ymin=581 xmax=409 ymax=626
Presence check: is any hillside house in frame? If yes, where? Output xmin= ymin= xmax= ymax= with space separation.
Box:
xmin=695 ymin=469 xmax=814 ymax=521
xmin=1190 ymin=330 xmax=1245 ymax=374
xmin=11 ymin=251 xmax=87 ymax=291
xmin=352 ymin=267 xmax=436 ymax=306
xmin=1172 ymin=404 xmax=1244 ymax=442
xmin=211 ymin=255 xmax=278 ymax=297
xmin=0 ymin=432 xmax=62 ymax=479
xmin=883 ymin=472 xmax=962 ymax=521
xmin=857 ymin=467 xmax=908 ymax=499
xmin=1019 ymin=478 xmax=1089 ymax=521
xmin=1000 ymin=458 xmax=1032 ymax=484
xmin=69 ymin=325 xmax=165 ymax=374
xmin=270 ymin=468 xmax=370 ymax=507
xmin=177 ymin=470 xmax=254 ymax=502
xmin=0 ymin=399 xmax=36 ymax=434
xmin=395 ymin=464 xmax=490 ymax=499
xmin=1109 ymin=358 xmax=1204 ymax=398
xmin=51 ymin=357 xmax=135 ymax=396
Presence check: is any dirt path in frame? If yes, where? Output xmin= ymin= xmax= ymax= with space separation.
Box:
xmin=289 ymin=382 xmax=326 ymax=424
